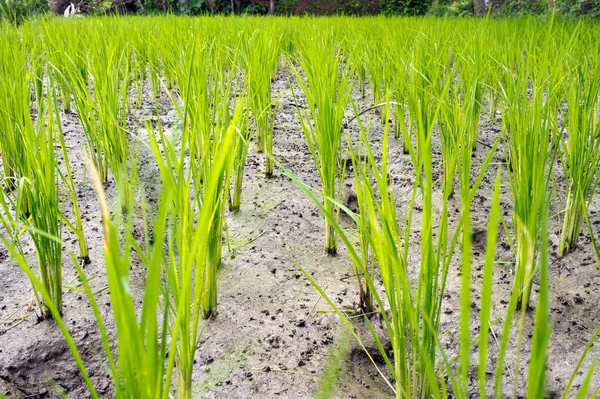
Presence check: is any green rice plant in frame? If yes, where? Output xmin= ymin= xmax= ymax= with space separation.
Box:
xmin=346 ymin=109 xmax=375 ymax=314
xmin=149 ymin=35 xmax=241 ymax=390
xmin=89 ymin=39 xmax=134 ymax=206
xmin=488 ymin=169 xmax=554 ymax=398
xmin=395 ymin=36 xmax=443 ymax=168
xmin=457 ymin=41 xmax=485 ymax=152
xmin=47 ymin=82 xmax=89 ymax=263
xmin=230 ymin=97 xmax=250 ymax=211
xmin=382 ymin=28 xmax=415 ymax=150
xmin=27 ymin=38 xmax=45 ymax=114
xmin=41 ymin=21 xmax=88 ymax=114
xmin=170 ymin=37 xmax=212 ymax=166
xmin=62 ymin=56 xmax=109 ymax=183
xmin=453 ymin=68 xmax=499 ymax=397
xmin=132 ymin=24 xmax=162 ymax=102
xmin=0 ymin=157 xmax=177 ymax=398
xmin=19 ymin=80 xmax=63 ymax=319
xmin=197 ymin=61 xmax=240 ymax=319
xmin=476 ymin=171 xmax=502 ymax=397
xmin=364 ymin=31 xmax=386 ymax=108
xmin=147 ymin=114 xmax=238 ymax=398
xmin=89 ymin=164 xmax=175 ymax=398
xmin=344 ymin=36 xmax=367 ymax=99
xmin=241 ymin=28 xmax=280 ymax=177
xmin=500 ymin=52 xmax=559 ymax=311
xmin=174 ymin=39 xmax=240 ymax=312
xmin=558 ymin=64 xmax=600 ymax=256
xmin=439 ymin=85 xmax=461 ymax=198
xmin=0 ymin=29 xmax=33 ymax=197
xmin=289 ymin=70 xmax=448 ymax=391
xmin=289 ymin=29 xmax=352 ymax=255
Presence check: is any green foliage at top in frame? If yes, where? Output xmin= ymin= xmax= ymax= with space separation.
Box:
xmin=0 ymin=0 xmax=46 ymax=24
xmin=384 ymin=0 xmax=431 ymax=15
xmin=556 ymin=0 xmax=600 ymax=16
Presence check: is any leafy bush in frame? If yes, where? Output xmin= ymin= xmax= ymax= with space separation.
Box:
xmin=429 ymin=0 xmax=474 ymax=16
xmin=556 ymin=0 xmax=600 ymax=16
xmin=0 ymin=0 xmax=46 ymax=23
xmin=275 ymin=0 xmax=297 ymax=14
xmin=490 ymin=0 xmax=547 ymax=15
xmin=383 ymin=0 xmax=431 ymax=15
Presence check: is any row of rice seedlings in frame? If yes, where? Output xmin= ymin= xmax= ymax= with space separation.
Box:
xmin=499 ymin=29 xmax=560 ymax=310
xmin=0 ymin=77 xmax=61 ymax=319
xmin=52 ymin=84 xmax=90 ymax=263
xmin=1 ymin=161 xmax=176 ymax=398
xmin=344 ymin=36 xmax=367 ymax=99
xmin=147 ymin=112 xmax=239 ymax=399
xmin=90 ymin=40 xmax=135 ymax=206
xmin=347 ymin=118 xmax=374 ymax=313
xmin=49 ymin=27 xmax=133 ymax=196
xmin=200 ymin=49 xmax=240 ymax=319
xmin=62 ymin=52 xmax=110 ymax=183
xmin=454 ymin=67 xmax=500 ymax=397
xmin=290 ymin=28 xmax=352 ymax=255
xmin=0 ymin=28 xmax=32 ymax=198
xmin=558 ymin=62 xmax=600 ymax=256
xmin=289 ymin=95 xmax=458 ymax=397
xmin=230 ymin=99 xmax=251 ymax=211
xmin=241 ymin=28 xmax=281 ymax=177
xmin=292 ymin=85 xmax=594 ymax=399
xmin=389 ymin=55 xmax=413 ymax=154
xmin=40 ymin=22 xmax=85 ymax=114
xmin=363 ymin=30 xmax=387 ymax=113
xmin=131 ymin=24 xmax=163 ymax=102
xmin=20 ymin=80 xmax=64 ymax=318
xmin=149 ymin=36 xmax=242 ymax=395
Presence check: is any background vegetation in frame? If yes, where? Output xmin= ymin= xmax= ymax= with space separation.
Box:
xmin=1 ymin=0 xmax=599 ymax=22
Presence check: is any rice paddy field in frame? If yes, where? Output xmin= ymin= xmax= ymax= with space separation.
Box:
xmin=1 ymin=14 xmax=600 ymax=399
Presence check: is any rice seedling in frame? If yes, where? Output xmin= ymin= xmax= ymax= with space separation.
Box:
xmin=61 ymin=54 xmax=109 ymax=183
xmin=27 ymin=122 xmax=60 ymax=315
xmin=147 ymin=113 xmax=238 ymax=398
xmin=285 ymin=78 xmax=457 ymax=396
xmin=558 ymin=63 xmax=600 ymax=256
xmin=0 ymin=28 xmax=33 ymax=196
xmin=364 ymin=31 xmax=386 ymax=109
xmin=439 ymin=83 xmax=461 ymax=198
xmin=19 ymin=79 xmax=63 ymax=319
xmin=241 ymin=28 xmax=280 ymax=177
xmin=88 ymin=163 xmax=175 ymax=398
xmin=41 ymin=21 xmax=89 ymax=114
xmin=388 ymin=52 xmax=412 ymax=153
xmin=148 ymin=34 xmax=242 ymax=390
xmin=290 ymin=28 xmax=352 ymax=255
xmin=88 ymin=38 xmax=134 ymax=206
xmin=170 ymin=38 xmax=241 ymax=317
xmin=344 ymin=36 xmax=367 ymax=99
xmin=230 ymin=97 xmax=250 ymax=211
xmin=499 ymin=38 xmax=560 ymax=310
xmin=50 ymin=83 xmax=89 ymax=263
